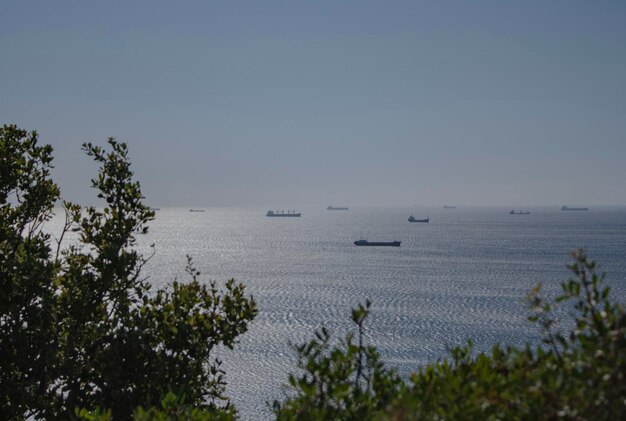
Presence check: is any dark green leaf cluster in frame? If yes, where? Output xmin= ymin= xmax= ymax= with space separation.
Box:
xmin=76 ymin=391 xmax=236 ymax=421
xmin=1 ymin=126 xmax=257 ymax=419
xmin=275 ymin=251 xmax=626 ymax=420
xmin=1 ymin=125 xmax=61 ymax=419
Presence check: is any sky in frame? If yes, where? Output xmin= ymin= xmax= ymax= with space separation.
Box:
xmin=2 ymin=1 xmax=625 ymax=207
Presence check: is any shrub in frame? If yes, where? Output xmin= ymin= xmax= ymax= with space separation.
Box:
xmin=276 ymin=251 xmax=625 ymax=420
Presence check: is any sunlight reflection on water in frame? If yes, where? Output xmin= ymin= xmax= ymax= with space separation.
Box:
xmin=48 ymin=206 xmax=626 ymax=419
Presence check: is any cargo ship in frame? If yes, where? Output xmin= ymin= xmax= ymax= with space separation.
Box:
xmin=509 ymin=210 xmax=530 ymax=215
xmin=408 ymin=215 xmax=429 ymax=223
xmin=266 ymin=210 xmax=301 ymax=217
xmin=561 ymin=206 xmax=588 ymax=211
xmin=327 ymin=206 xmax=349 ymax=210
xmin=443 ymin=205 xmax=456 ymax=209
xmin=354 ymin=240 xmax=401 ymax=247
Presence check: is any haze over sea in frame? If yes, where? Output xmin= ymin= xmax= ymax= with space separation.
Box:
xmin=51 ymin=205 xmax=626 ymax=418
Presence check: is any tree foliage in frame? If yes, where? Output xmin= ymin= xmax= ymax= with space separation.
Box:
xmin=1 ymin=125 xmax=61 ymax=419
xmin=75 ymin=391 xmax=236 ymax=421
xmin=273 ymin=300 xmax=403 ymax=420
xmin=0 ymin=125 xmax=257 ymax=419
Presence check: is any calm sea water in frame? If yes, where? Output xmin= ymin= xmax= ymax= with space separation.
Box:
xmin=51 ymin=206 xmax=626 ymax=418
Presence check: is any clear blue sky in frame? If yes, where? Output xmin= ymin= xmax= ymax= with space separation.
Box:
xmin=2 ymin=1 xmax=625 ymax=207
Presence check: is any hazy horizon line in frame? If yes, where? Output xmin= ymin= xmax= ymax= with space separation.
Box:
xmin=51 ymin=202 xmax=626 ymax=209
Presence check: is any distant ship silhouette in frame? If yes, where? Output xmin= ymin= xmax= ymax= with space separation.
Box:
xmin=266 ymin=210 xmax=301 ymax=217
xmin=354 ymin=240 xmax=401 ymax=247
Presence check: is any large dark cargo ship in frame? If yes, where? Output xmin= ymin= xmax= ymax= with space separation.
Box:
xmin=354 ymin=240 xmax=401 ymax=247
xmin=408 ymin=215 xmax=429 ymax=223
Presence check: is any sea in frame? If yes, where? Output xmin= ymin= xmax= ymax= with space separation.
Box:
xmin=51 ymin=206 xmax=626 ymax=419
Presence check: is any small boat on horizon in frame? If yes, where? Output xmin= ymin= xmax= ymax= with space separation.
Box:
xmin=354 ymin=240 xmax=401 ymax=247
xmin=443 ymin=205 xmax=457 ymax=209
xmin=266 ymin=210 xmax=301 ymax=217
xmin=327 ymin=206 xmax=349 ymax=210
xmin=509 ymin=210 xmax=530 ymax=215
xmin=189 ymin=209 xmax=205 ymax=212
xmin=561 ymin=206 xmax=588 ymax=211
xmin=408 ymin=215 xmax=429 ymax=223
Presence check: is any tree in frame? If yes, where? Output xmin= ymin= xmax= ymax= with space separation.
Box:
xmin=0 ymin=125 xmax=257 ymax=419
